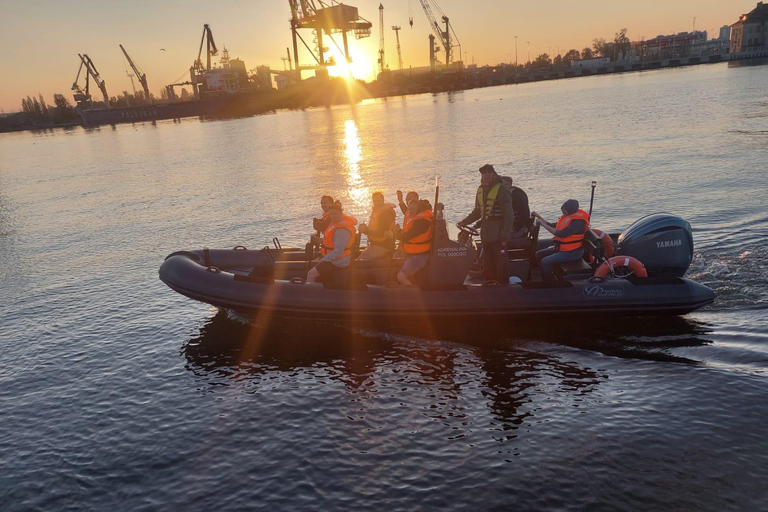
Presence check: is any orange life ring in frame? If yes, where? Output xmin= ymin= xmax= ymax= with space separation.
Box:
xmin=594 ymin=256 xmax=648 ymax=278
xmin=592 ymin=229 xmax=615 ymax=258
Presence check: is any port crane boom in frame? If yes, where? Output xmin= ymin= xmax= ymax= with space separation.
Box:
xmin=287 ymin=0 xmax=372 ymax=80
xmin=417 ymin=0 xmax=460 ymax=67
xmin=119 ymin=44 xmax=151 ymax=103
xmin=194 ymin=24 xmax=218 ymax=72
xmin=73 ymin=54 xmax=110 ymax=108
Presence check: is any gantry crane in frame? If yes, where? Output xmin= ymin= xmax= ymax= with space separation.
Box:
xmin=378 ymin=4 xmax=386 ymax=74
xmin=392 ymin=25 xmax=403 ymax=70
xmin=72 ymin=54 xmax=110 ymax=109
xmin=417 ymin=0 xmax=460 ymax=69
xmin=288 ymin=0 xmax=372 ymax=81
xmin=119 ymin=44 xmax=151 ymax=103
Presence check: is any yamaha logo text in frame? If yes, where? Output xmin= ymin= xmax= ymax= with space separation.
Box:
xmin=656 ymin=239 xmax=682 ymax=248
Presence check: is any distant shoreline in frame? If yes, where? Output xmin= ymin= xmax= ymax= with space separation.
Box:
xmin=3 ymin=53 xmax=766 ymax=135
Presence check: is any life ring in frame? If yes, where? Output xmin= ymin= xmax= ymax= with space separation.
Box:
xmin=592 ymin=229 xmax=615 ymax=258
xmin=594 ymin=256 xmax=648 ymax=278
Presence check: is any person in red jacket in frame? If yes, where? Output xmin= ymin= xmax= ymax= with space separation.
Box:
xmin=532 ymin=199 xmax=590 ymax=281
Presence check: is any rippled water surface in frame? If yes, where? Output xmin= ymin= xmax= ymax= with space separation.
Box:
xmin=1 ymin=63 xmax=767 ymax=511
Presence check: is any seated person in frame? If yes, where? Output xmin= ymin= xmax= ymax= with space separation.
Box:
xmin=501 ymin=176 xmax=531 ymax=239
xmin=532 ymin=199 xmax=590 ymax=281
xmin=307 ymin=203 xmax=358 ymax=283
xmin=395 ymin=199 xmax=434 ymax=286
xmin=396 ymin=189 xmax=419 ymax=215
xmin=358 ymin=191 xmax=397 ymax=260
xmin=312 ymin=195 xmax=335 ymax=233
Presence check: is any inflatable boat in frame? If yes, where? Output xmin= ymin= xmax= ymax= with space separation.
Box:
xmin=159 ymin=212 xmax=715 ymax=320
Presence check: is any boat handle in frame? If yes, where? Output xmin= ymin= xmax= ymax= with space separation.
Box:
xmin=233 ymin=245 xmax=248 ymax=250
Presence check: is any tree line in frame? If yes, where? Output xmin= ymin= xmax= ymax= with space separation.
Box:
xmin=1 ymin=93 xmax=81 ymax=132
xmin=529 ymin=28 xmax=633 ymax=69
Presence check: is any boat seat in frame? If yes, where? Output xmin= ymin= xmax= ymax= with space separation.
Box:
xmin=552 ymin=230 xmax=601 ymax=281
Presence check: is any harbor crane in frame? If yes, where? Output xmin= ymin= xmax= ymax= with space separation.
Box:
xmin=416 ymin=0 xmax=461 ymax=68
xmin=378 ymin=3 xmax=386 ymax=74
xmin=194 ymin=24 xmax=218 ymax=72
xmin=72 ymin=54 xmax=110 ymax=109
xmin=392 ymin=25 xmax=403 ymax=70
xmin=287 ymin=0 xmax=372 ymax=81
xmin=120 ymin=44 xmax=151 ymax=103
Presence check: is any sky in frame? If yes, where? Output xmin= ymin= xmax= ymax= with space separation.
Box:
xmin=0 ymin=0 xmax=754 ymax=112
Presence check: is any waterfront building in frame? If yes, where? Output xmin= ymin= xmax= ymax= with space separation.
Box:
xmin=719 ymin=25 xmax=731 ymax=42
xmin=730 ymin=2 xmax=768 ymax=53
xmin=570 ymin=57 xmax=610 ymax=70
xmin=632 ymin=31 xmax=708 ymax=61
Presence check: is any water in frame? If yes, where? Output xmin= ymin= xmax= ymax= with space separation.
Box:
xmin=1 ymin=63 xmax=767 ymax=511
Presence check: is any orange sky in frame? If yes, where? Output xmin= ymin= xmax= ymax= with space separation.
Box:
xmin=0 ymin=0 xmax=753 ymax=112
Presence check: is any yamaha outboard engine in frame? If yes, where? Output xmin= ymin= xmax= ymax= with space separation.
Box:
xmin=615 ymin=213 xmax=694 ymax=277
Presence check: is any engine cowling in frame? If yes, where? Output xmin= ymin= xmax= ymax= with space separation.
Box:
xmin=615 ymin=213 xmax=694 ymax=277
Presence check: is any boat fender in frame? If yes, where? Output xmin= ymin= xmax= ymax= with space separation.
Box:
xmin=205 ymin=266 xmax=221 ymax=274
xmin=594 ymin=256 xmax=648 ymax=278
xmin=233 ymin=245 xmax=248 ymax=250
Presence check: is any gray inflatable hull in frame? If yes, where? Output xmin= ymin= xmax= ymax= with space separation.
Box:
xmin=159 ymin=249 xmax=716 ymax=320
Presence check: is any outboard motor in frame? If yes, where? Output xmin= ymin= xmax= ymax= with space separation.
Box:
xmin=615 ymin=213 xmax=694 ymax=277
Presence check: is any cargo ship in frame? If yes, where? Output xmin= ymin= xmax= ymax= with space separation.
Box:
xmin=73 ymin=25 xmax=273 ymax=126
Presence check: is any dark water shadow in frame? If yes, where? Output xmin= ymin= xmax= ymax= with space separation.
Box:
xmin=181 ymin=311 xmax=605 ymax=432
xmin=362 ymin=314 xmax=715 ymax=365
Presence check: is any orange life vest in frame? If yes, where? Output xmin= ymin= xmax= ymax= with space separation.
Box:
xmin=322 ymin=215 xmax=358 ymax=260
xmin=366 ymin=204 xmax=396 ymax=243
xmin=402 ymin=209 xmax=434 ymax=255
xmin=554 ymin=209 xmax=590 ymax=252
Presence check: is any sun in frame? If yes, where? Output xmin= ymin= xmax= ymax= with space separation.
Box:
xmin=326 ymin=46 xmax=373 ymax=82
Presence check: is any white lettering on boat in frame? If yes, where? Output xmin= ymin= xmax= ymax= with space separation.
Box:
xmin=583 ymin=284 xmax=625 ymax=298
xmin=436 ymin=246 xmax=468 ymax=258
xmin=656 ymin=239 xmax=682 ymax=249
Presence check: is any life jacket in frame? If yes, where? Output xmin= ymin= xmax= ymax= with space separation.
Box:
xmin=477 ymin=183 xmax=502 ymax=221
xmin=402 ymin=209 xmax=434 ymax=255
xmin=322 ymin=215 xmax=358 ymax=260
xmin=366 ymin=203 xmax=396 ymax=244
xmin=554 ymin=209 xmax=590 ymax=252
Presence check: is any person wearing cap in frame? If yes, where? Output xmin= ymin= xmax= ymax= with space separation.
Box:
xmin=501 ymin=176 xmax=531 ymax=239
xmin=307 ymin=203 xmax=358 ymax=283
xmin=532 ymin=199 xmax=590 ymax=281
xmin=457 ymin=164 xmax=515 ymax=283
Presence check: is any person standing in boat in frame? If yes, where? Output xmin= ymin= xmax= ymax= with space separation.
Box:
xmin=532 ymin=199 xmax=590 ymax=281
xmin=395 ymin=199 xmax=434 ymax=285
xmin=457 ymin=164 xmax=515 ymax=283
xmin=501 ymin=176 xmax=531 ymax=239
xmin=358 ymin=192 xmax=397 ymax=260
xmin=396 ymin=190 xmax=419 ymax=215
xmin=306 ymin=203 xmax=358 ymax=283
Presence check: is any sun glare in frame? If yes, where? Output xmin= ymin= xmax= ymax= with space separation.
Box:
xmin=327 ymin=47 xmax=372 ymax=82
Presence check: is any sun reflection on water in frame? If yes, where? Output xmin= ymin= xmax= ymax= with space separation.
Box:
xmin=343 ymin=119 xmax=369 ymax=214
